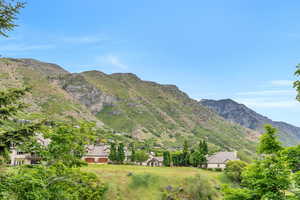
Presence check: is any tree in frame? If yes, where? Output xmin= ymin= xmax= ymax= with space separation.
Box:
xmin=41 ymin=121 xmax=96 ymax=167
xmin=0 ymin=0 xmax=25 ymax=37
xmin=163 ymin=151 xmax=171 ymax=167
xmin=225 ymin=160 xmax=248 ymax=184
xmin=117 ymin=143 xmax=125 ymax=164
xmin=189 ymin=150 xmax=202 ymax=167
xmin=0 ymin=88 xmax=43 ymax=163
xmin=108 ymin=142 xmax=117 ymax=163
xmin=129 ymin=142 xmax=136 ymax=162
xmin=281 ymin=145 xmax=300 ymax=172
xmin=294 ymin=63 xmax=300 ymax=101
xmin=223 ymin=125 xmax=292 ymax=200
xmin=257 ymin=124 xmax=282 ymax=154
xmin=182 ymin=139 xmax=190 ymax=166
xmin=0 ymin=164 xmax=107 ymax=199
xmin=198 ymin=140 xmax=208 ymax=167
xmin=135 ymin=150 xmax=149 ymax=165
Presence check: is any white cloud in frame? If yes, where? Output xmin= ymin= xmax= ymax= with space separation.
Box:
xmin=96 ymin=54 xmax=128 ymax=70
xmin=237 ymin=90 xmax=296 ymax=96
xmin=270 ymin=80 xmax=294 ymax=87
xmin=0 ymin=44 xmax=54 ymax=52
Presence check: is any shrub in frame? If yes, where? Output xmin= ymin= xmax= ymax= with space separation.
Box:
xmin=130 ymin=173 xmax=159 ymax=188
xmin=184 ymin=174 xmax=219 ymax=200
xmin=0 ymin=164 xmax=108 ymax=200
xmin=225 ymin=160 xmax=247 ymax=183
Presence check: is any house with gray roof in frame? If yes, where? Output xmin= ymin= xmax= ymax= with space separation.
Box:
xmin=82 ymin=144 xmax=110 ymax=164
xmin=207 ymin=151 xmax=239 ymax=170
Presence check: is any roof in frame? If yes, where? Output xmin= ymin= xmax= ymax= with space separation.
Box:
xmin=147 ymin=156 xmax=163 ymax=163
xmin=85 ymin=145 xmax=109 ymax=157
xmin=207 ymin=152 xmax=238 ymax=164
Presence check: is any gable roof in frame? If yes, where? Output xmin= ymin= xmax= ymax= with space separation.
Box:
xmin=85 ymin=145 xmax=109 ymax=157
xmin=207 ymin=152 xmax=238 ymax=164
xmin=147 ymin=156 xmax=163 ymax=163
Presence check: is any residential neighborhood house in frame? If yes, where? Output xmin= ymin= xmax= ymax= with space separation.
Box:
xmin=207 ymin=151 xmax=239 ymax=170
xmin=82 ymin=144 xmax=110 ymax=164
xmin=142 ymin=152 xmax=163 ymax=167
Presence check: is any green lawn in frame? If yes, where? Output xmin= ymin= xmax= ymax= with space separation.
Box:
xmin=82 ymin=164 xmax=225 ymax=200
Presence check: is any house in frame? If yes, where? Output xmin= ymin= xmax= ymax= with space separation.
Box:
xmin=10 ymin=149 xmax=32 ymax=166
xmin=141 ymin=152 xmax=163 ymax=167
xmin=10 ymin=135 xmax=50 ymax=166
xmin=146 ymin=156 xmax=163 ymax=167
xmin=82 ymin=144 xmax=110 ymax=164
xmin=207 ymin=151 xmax=239 ymax=170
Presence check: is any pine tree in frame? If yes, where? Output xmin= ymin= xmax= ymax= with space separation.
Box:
xmin=163 ymin=151 xmax=171 ymax=166
xmin=117 ymin=143 xmax=125 ymax=164
xmin=182 ymin=140 xmax=190 ymax=166
xmin=108 ymin=142 xmax=117 ymax=162
xmin=0 ymin=0 xmax=25 ymax=37
xmin=258 ymin=124 xmax=282 ymax=154
xmin=129 ymin=142 xmax=136 ymax=162
xmin=0 ymin=88 xmax=43 ymax=163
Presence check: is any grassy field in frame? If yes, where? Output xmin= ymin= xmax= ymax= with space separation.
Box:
xmin=82 ymin=164 xmax=226 ymax=200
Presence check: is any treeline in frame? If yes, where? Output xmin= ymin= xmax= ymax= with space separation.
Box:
xmin=163 ymin=140 xmax=208 ymax=167
xmin=108 ymin=141 xmax=150 ymax=165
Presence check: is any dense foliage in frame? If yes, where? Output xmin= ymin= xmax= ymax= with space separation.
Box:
xmin=0 ymin=88 xmax=43 ymax=163
xmin=223 ymin=125 xmax=300 ymax=200
xmin=108 ymin=142 xmax=126 ymax=164
xmin=0 ymin=164 xmax=107 ymax=200
xmin=171 ymin=140 xmax=208 ymax=167
xmin=0 ymin=88 xmax=107 ymax=199
xmin=225 ymin=160 xmax=247 ymax=184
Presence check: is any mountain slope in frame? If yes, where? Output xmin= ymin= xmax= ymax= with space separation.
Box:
xmin=0 ymin=58 xmax=103 ymax=125
xmin=0 ymin=58 xmax=258 ymax=157
xmin=200 ymin=99 xmax=300 ymax=146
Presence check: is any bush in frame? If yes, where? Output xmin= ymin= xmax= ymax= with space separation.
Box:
xmin=130 ymin=173 xmax=159 ymax=188
xmin=0 ymin=164 xmax=108 ymax=200
xmin=225 ymin=160 xmax=247 ymax=183
xmin=184 ymin=174 xmax=220 ymax=200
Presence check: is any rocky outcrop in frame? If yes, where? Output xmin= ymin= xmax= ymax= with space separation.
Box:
xmin=200 ymin=99 xmax=300 ymax=146
xmin=55 ymin=73 xmax=117 ymax=114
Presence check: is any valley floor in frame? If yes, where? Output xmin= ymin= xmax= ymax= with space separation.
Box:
xmin=82 ymin=164 xmax=226 ymax=200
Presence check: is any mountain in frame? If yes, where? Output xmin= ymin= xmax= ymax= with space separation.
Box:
xmin=0 ymin=58 xmax=258 ymax=158
xmin=200 ymin=99 xmax=300 ymax=146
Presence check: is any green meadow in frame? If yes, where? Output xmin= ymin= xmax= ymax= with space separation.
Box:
xmin=83 ymin=164 xmax=227 ymax=200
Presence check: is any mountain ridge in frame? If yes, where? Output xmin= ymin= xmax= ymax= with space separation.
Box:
xmin=0 ymin=58 xmax=259 ymax=159
xmin=200 ymin=98 xmax=300 ymax=146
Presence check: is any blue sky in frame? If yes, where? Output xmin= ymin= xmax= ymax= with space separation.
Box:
xmin=1 ymin=0 xmax=300 ymax=126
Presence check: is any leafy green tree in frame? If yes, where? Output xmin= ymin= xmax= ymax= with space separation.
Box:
xmin=171 ymin=151 xmax=181 ymax=166
xmin=108 ymin=142 xmax=117 ymax=163
xmin=42 ymin=121 xmax=96 ymax=167
xmin=198 ymin=140 xmax=208 ymax=167
xmin=294 ymin=63 xmax=300 ymax=101
xmin=223 ymin=125 xmax=292 ymax=200
xmin=0 ymin=88 xmax=43 ymax=163
xmin=135 ymin=150 xmax=149 ymax=165
xmin=189 ymin=150 xmax=202 ymax=167
xmin=163 ymin=151 xmax=171 ymax=166
xmin=182 ymin=139 xmax=190 ymax=166
xmin=0 ymin=0 xmax=25 ymax=37
xmin=281 ymin=145 xmax=300 ymax=172
xmin=117 ymin=143 xmax=125 ymax=164
xmin=0 ymin=164 xmax=107 ymax=200
xmin=257 ymin=124 xmax=282 ymax=154
xmin=225 ymin=160 xmax=248 ymax=183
